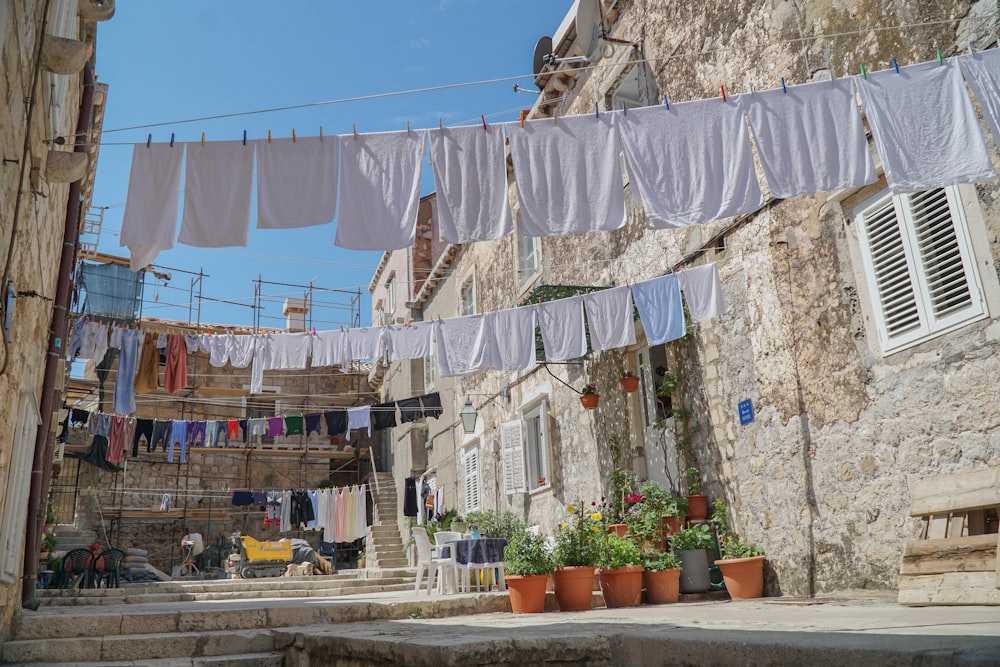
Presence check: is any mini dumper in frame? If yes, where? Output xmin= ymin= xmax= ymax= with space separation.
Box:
xmin=226 ymin=532 xmax=292 ymax=579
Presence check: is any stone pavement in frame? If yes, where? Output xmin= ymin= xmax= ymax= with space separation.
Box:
xmin=4 ymin=587 xmax=1000 ymax=666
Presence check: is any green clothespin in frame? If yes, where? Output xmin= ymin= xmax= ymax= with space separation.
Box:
xmin=860 ymin=63 xmax=867 ymax=79
xmin=937 ymin=48 xmax=943 ymax=65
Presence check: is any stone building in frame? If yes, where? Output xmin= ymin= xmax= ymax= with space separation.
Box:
xmin=372 ymin=0 xmax=1000 ymax=597
xmin=0 ymin=0 xmax=113 ymax=628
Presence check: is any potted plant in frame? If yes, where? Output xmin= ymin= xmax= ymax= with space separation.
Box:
xmin=625 ymin=480 xmax=688 ymax=550
xmin=469 ymin=522 xmax=481 ymax=540
xmin=503 ymin=529 xmax=555 ymax=613
xmin=643 ymin=549 xmax=682 ymax=604
xmin=552 ymin=501 xmax=604 ymax=611
xmin=672 ymin=524 xmax=714 ymax=594
xmin=580 ymin=383 xmax=600 ymax=410
xmin=684 ymin=467 xmax=708 ymax=521
xmin=619 ymin=371 xmax=639 ymax=393
xmin=598 ymin=534 xmax=644 ymax=608
xmin=711 ymin=499 xmax=765 ymax=599
xmin=40 ymin=532 xmax=58 ymax=561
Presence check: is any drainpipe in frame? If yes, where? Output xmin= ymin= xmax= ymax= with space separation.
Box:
xmin=22 ymin=61 xmax=94 ymax=606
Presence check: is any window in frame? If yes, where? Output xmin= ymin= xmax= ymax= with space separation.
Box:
xmin=517 ymin=228 xmax=540 ymax=284
xmin=2 ymin=392 xmax=40 ymax=583
xmin=460 ymin=274 xmax=476 ymax=316
xmin=375 ymin=305 xmax=385 ymax=327
xmin=385 ymin=274 xmax=396 ymax=319
xmin=462 ymin=445 xmax=481 ymax=513
xmin=501 ymin=400 xmax=551 ymax=494
xmin=44 ymin=0 xmax=80 ymax=136
xmin=854 ymin=186 xmax=987 ymax=355
xmin=422 ymin=344 xmax=436 ymax=391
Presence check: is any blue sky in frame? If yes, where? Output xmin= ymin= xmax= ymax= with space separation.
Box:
xmin=91 ymin=1 xmax=574 ymax=329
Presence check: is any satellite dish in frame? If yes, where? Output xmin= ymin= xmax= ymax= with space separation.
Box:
xmin=532 ymin=36 xmax=553 ymax=76
xmin=575 ymin=0 xmax=601 ymax=56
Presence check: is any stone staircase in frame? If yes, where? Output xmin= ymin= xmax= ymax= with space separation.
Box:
xmin=49 ymin=526 xmax=96 ymax=553
xmin=365 ymin=472 xmax=409 ymax=570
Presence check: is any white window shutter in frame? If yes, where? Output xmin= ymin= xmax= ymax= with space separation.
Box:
xmin=501 ymin=420 xmax=525 ymax=494
xmin=463 ymin=448 xmax=481 ymax=513
xmin=538 ymin=399 xmax=550 ymax=484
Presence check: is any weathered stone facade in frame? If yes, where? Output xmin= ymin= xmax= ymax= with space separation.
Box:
xmin=0 ymin=0 xmax=108 ymax=631
xmin=374 ymin=0 xmax=1000 ymax=596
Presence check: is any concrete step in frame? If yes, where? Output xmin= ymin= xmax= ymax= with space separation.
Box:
xmin=1 ymin=651 xmax=284 ymax=667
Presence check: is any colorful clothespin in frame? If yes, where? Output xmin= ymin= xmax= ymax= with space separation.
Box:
xmin=291 ymin=128 xmax=296 ymax=143
xmin=553 ymin=110 xmax=557 ymax=123
xmin=406 ymin=120 xmax=411 ymax=135
xmin=663 ymin=94 xmax=669 ymax=109
xmin=720 ymin=85 xmax=727 ymax=103
xmin=169 ymin=133 xmax=175 ymax=147
xmin=242 ymin=130 xmax=246 ymax=146
xmin=781 ymin=77 xmax=787 ymax=93
xmin=595 ymin=102 xmax=599 ymax=118
xmin=622 ymin=100 xmax=627 ymax=116
xmin=267 ymin=129 xmax=271 ymax=144
xmin=937 ymin=49 xmax=943 ymax=65
xmin=439 ymin=117 xmax=444 ymax=130
xmin=353 ymin=124 xmax=358 ymax=140
xmin=146 ymin=133 xmax=151 ymax=148
xmin=481 ymin=114 xmax=488 ymax=131
xmin=319 ymin=126 xmax=324 ymax=141
xmin=860 ymin=63 xmax=867 ymax=79
xmin=200 ymin=132 xmax=205 ymax=147
xmin=519 ymin=110 xmax=526 ymax=128
xmin=892 ymin=57 xmax=899 ymax=73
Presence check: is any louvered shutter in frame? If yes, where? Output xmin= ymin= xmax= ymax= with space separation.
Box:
xmin=463 ymin=448 xmax=481 ymax=513
xmin=500 ymin=420 xmax=526 ymax=494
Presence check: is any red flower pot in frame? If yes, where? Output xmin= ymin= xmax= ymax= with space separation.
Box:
xmin=505 ymin=574 xmax=549 ymax=613
xmin=553 ymin=566 xmax=596 ymax=611
xmin=580 ymin=394 xmax=600 ymax=410
xmin=620 ymin=376 xmax=639 ymax=393
xmin=644 ymin=567 xmax=681 ymax=604
xmin=607 ymin=523 xmax=627 ymax=538
xmin=599 ymin=565 xmax=644 ymax=608
xmin=686 ymin=494 xmax=708 ymax=521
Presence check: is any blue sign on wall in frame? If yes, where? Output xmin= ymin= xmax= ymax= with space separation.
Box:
xmin=738 ymin=399 xmax=755 ymax=425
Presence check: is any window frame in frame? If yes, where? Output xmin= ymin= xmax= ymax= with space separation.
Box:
xmin=516 ymin=225 xmax=541 ymax=287
xmin=460 ymin=272 xmax=476 ymax=316
xmin=385 ymin=273 xmax=396 ymax=320
xmin=522 ymin=398 xmax=551 ymax=494
xmin=853 ymin=185 xmax=988 ymax=355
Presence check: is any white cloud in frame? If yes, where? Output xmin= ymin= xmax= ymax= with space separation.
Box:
xmin=410 ymin=37 xmax=431 ymax=49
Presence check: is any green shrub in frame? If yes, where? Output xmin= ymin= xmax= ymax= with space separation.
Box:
xmin=465 ymin=510 xmax=527 ymax=542
xmin=643 ymin=550 xmax=681 ymax=571
xmin=599 ymin=534 xmax=642 ymax=569
xmin=670 ymin=524 xmax=714 ymax=552
xmin=552 ymin=502 xmax=605 ymax=568
xmin=504 ymin=530 xmax=554 ymax=576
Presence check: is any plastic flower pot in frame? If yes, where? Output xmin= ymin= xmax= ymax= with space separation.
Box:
xmin=553 ymin=566 xmax=596 ymax=611
xmin=580 ymin=394 xmax=600 ymax=410
xmin=506 ymin=574 xmax=549 ymax=613
xmin=620 ymin=376 xmax=639 ymax=392
xmin=716 ymin=555 xmax=765 ymax=599
xmin=678 ymin=549 xmax=711 ymax=593
xmin=599 ymin=565 xmax=644 ymax=608
xmin=644 ymin=567 xmax=681 ymax=604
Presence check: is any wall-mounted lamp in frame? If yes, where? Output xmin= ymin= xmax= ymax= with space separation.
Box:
xmin=459 ymin=388 xmax=512 ymax=435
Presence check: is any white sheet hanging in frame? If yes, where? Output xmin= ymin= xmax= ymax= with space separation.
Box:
xmin=435 ymin=314 xmax=492 ymax=377
xmin=335 ymin=129 xmax=426 ymax=250
xmin=616 ymin=98 xmax=764 ymax=227
xmin=488 ymin=306 xmax=538 ymax=371
xmin=536 ymin=296 xmax=588 ymax=362
xmin=631 ymin=274 xmax=686 ymax=345
xmin=311 ymin=330 xmax=347 ymax=368
xmin=385 ymin=321 xmax=436 ymax=362
xmin=743 ymin=78 xmax=877 ymax=198
xmin=507 ymin=114 xmax=626 ymax=237
xmin=250 ymin=335 xmax=271 ymax=395
xmin=178 ymin=140 xmax=254 ymax=247
xmin=678 ymin=263 xmax=726 ymax=322
xmin=959 ymin=50 xmax=1000 ymax=147
xmin=583 ymin=286 xmax=636 ymax=352
xmin=199 ymin=334 xmax=229 ymax=367
xmin=856 ymin=60 xmax=996 ymax=193
xmin=428 ymin=124 xmax=513 ymax=243
xmin=343 ymin=327 xmax=384 ymax=363
xmin=229 ymin=335 xmax=256 ymax=369
xmin=265 ymin=332 xmax=312 ymax=370
xmin=120 ymin=142 xmax=185 ymax=271
xmin=255 ymin=135 xmax=340 ymax=229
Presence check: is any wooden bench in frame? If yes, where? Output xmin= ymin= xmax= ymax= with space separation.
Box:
xmin=898 ymin=466 xmax=1000 ymax=605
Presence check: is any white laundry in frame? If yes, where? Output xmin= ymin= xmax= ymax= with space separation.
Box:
xmin=615 ymin=97 xmax=764 ymax=227
xmin=109 ymin=326 xmax=124 ymax=349
xmin=678 ymin=263 xmax=726 ymax=322
xmin=255 ymin=135 xmax=340 ymax=228
xmin=119 ymin=142 xmax=184 ymax=271
xmin=347 ymin=405 xmax=372 ymax=437
xmin=487 ymin=306 xmax=538 ymax=371
xmin=311 ymin=330 xmax=347 ymax=368
xmin=536 ymin=296 xmax=588 ymax=362
xmin=183 ymin=334 xmax=200 ymax=354
xmin=631 ymin=274 xmax=686 ymax=345
xmin=743 ymin=78 xmax=877 ymax=198
xmin=229 ymin=335 xmax=256 ymax=369
xmin=178 ymin=140 xmax=254 ymax=247
xmin=265 ymin=332 xmax=311 ymax=370
xmin=335 ymin=129 xmax=426 ymax=250
xmin=508 ymin=113 xmax=626 ymax=237
xmin=435 ymin=314 xmax=492 ymax=377
xmin=250 ymin=335 xmax=271 ymax=395
xmin=79 ymin=321 xmax=109 ymax=364
xmin=343 ymin=327 xmax=384 ymax=363
xmin=199 ymin=334 xmax=228 ymax=367
xmin=959 ymin=50 xmax=1000 ymax=147
xmin=427 ymin=124 xmax=513 ymax=243
xmin=385 ymin=320 xmax=436 ymax=362
xmin=583 ymin=286 xmax=637 ymax=352
xmin=156 ymin=332 xmax=169 ymax=349
xmin=856 ymin=60 xmax=996 ymax=193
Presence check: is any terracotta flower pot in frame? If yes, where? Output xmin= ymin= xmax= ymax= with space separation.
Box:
xmin=553 ymin=566 xmax=596 ymax=611
xmin=620 ymin=376 xmax=639 ymax=392
xmin=645 ymin=567 xmax=681 ymax=604
xmin=717 ymin=555 xmax=765 ymax=599
xmin=599 ymin=565 xmax=644 ymax=608
xmin=580 ymin=394 xmax=600 ymax=410
xmin=607 ymin=523 xmax=627 ymax=538
xmin=506 ymin=574 xmax=550 ymax=613
xmin=686 ymin=494 xmax=708 ymax=521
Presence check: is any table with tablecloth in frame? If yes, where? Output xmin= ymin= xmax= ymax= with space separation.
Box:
xmin=443 ymin=538 xmax=508 ymax=591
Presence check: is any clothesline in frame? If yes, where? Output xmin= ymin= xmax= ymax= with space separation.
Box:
xmin=117 ymin=50 xmax=1000 ymax=271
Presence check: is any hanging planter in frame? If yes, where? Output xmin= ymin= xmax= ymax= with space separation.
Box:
xmin=619 ymin=373 xmax=639 ymax=393
xmin=580 ymin=384 xmax=599 ymax=410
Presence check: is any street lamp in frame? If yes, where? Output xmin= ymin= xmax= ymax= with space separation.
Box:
xmin=460 ymin=399 xmax=478 ymax=434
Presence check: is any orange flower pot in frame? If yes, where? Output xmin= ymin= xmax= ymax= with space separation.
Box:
xmin=599 ymin=565 xmax=644 ymax=608
xmin=620 ymin=376 xmax=639 ymax=392
xmin=607 ymin=523 xmax=627 ymax=538
xmin=505 ymin=574 xmax=549 ymax=613
xmin=644 ymin=567 xmax=681 ymax=604
xmin=686 ymin=494 xmax=708 ymax=521
xmin=717 ymin=555 xmax=765 ymax=599
xmin=553 ymin=566 xmax=596 ymax=611
xmin=580 ymin=394 xmax=600 ymax=410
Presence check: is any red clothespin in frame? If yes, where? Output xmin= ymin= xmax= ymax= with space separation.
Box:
xmin=481 ymin=114 xmax=488 ymax=131
xmin=720 ymin=85 xmax=727 ymax=103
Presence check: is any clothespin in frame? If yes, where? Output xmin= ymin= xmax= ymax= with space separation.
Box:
xmin=439 ymin=117 xmax=444 ymax=131
xmin=406 ymin=120 xmax=411 ymax=135
xmin=892 ymin=57 xmax=899 ymax=73
xmin=292 ymin=128 xmax=297 ymax=143
xmin=519 ymin=110 xmax=526 ymax=128
xmin=622 ymin=100 xmax=627 ymax=116
xmin=267 ymin=129 xmax=271 ymax=144
xmin=663 ymin=94 xmax=669 ymax=110
xmin=720 ymin=85 xmax=727 ymax=103
xmin=781 ymin=77 xmax=787 ymax=93
xmin=937 ymin=49 xmax=943 ymax=65
xmin=481 ymin=114 xmax=488 ymax=131
xmin=201 ymin=132 xmax=205 ymax=147
xmin=170 ymin=133 xmax=175 ymax=147
xmin=968 ymin=44 xmax=975 ymax=56
xmin=242 ymin=130 xmax=246 ymax=146
xmin=860 ymin=64 xmax=867 ymax=79
xmin=146 ymin=133 xmax=151 ymax=148
xmin=749 ymin=83 xmax=755 ymax=95
xmin=319 ymin=126 xmax=324 ymax=141
xmin=595 ymin=102 xmax=599 ymax=118
xmin=353 ymin=124 xmax=358 ymax=140
xmin=553 ymin=110 xmax=557 ymax=123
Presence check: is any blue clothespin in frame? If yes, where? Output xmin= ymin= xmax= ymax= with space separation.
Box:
xmin=892 ymin=57 xmax=899 ymax=73
xmin=781 ymin=77 xmax=787 ymax=94
xmin=663 ymin=94 xmax=669 ymax=109
xmin=169 ymin=132 xmax=175 ymax=147
xmin=622 ymin=100 xmax=627 ymax=116
xmin=594 ymin=102 xmax=599 ymax=119
xmin=242 ymin=130 xmax=247 ymax=146
xmin=146 ymin=134 xmax=151 ymax=148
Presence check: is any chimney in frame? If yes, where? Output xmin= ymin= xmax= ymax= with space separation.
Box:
xmin=282 ymin=297 xmax=309 ymax=332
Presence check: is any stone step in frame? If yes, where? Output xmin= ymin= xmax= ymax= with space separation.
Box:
xmin=0 ymin=652 xmax=285 ymax=667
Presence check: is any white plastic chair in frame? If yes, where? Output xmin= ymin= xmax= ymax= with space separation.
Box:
xmin=412 ymin=527 xmax=457 ymax=594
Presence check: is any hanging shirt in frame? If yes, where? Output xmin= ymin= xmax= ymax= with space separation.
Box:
xmin=324 ymin=410 xmax=348 ymax=437
xmin=396 ymin=397 xmax=423 ymax=424
xmin=266 ymin=417 xmax=285 ymax=437
xmin=311 ymin=330 xmax=347 ymax=368
xmin=284 ymin=415 xmax=305 ymax=436
xmin=427 ymin=123 xmax=513 ymax=243
xmin=420 ymin=392 xmax=443 ymax=419
xmin=347 ymin=405 xmax=372 ymax=437
xmin=342 ymin=327 xmax=384 ymax=364
xmin=255 ymin=135 xmax=340 ymax=229
xmin=385 ymin=321 xmax=436 ymax=362
xmin=631 ymin=274 xmax=686 ymax=346
xmin=228 ymin=335 xmax=256 ymax=369
xmin=507 ymin=113 xmax=626 ymax=237
xmin=615 ymin=97 xmax=764 ymax=227
xmin=265 ymin=332 xmax=312 ymax=370
xmin=335 ymin=129 xmax=427 ymax=251
xmin=678 ymin=263 xmax=726 ymax=322
xmin=119 ymin=142 xmax=184 ymax=271
xmin=536 ymin=296 xmax=588 ymax=362
xmin=163 ymin=334 xmax=187 ymax=394
xmin=371 ymin=402 xmax=397 ymax=431
xmin=199 ymin=333 xmax=230 ymax=367
xmin=134 ymin=332 xmax=160 ymax=394
xmin=435 ymin=314 xmax=492 ymax=377
xmin=856 ymin=60 xmax=995 ymax=193
xmin=742 ymin=78 xmax=877 ymax=198
xmin=487 ymin=306 xmax=538 ymax=371
xmin=960 ymin=49 xmax=1000 ymax=145
xmin=583 ymin=286 xmax=636 ymax=352
xmin=178 ymin=140 xmax=254 ymax=247
xmin=113 ymin=329 xmax=140 ymax=415
xmin=304 ymin=413 xmax=322 ymax=436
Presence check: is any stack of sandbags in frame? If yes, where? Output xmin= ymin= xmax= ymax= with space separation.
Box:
xmin=122 ymin=548 xmax=158 ymax=582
